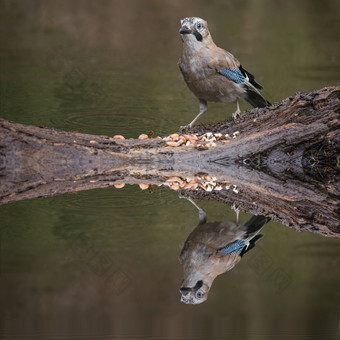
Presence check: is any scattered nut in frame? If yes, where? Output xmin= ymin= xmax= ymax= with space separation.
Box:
xmin=199 ymin=183 xmax=208 ymax=190
xmin=113 ymin=135 xmax=125 ymax=140
xmin=206 ymin=184 xmax=214 ymax=192
xmin=114 ymin=183 xmax=125 ymax=189
xmin=166 ymin=141 xmax=181 ymax=147
xmin=169 ymin=133 xmax=179 ymax=140
xmin=184 ymin=182 xmax=198 ymax=189
xmin=169 ymin=182 xmax=180 ymax=190
xmin=184 ymin=134 xmax=198 ymax=141
xmin=205 ymin=142 xmax=216 ymax=147
xmin=166 ymin=176 xmax=184 ymax=183
xmin=233 ymin=185 xmax=239 ymax=193
xmin=188 ymin=139 xmax=198 ymax=146
xmin=163 ymin=136 xmax=172 ymax=141
xmin=139 ymin=183 xmax=149 ymax=190
xmin=162 ymin=174 xmax=237 ymax=193
xmin=138 ymin=134 xmax=149 ymax=140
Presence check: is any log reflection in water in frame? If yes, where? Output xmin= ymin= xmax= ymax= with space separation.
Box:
xmin=0 ymin=87 xmax=339 ymax=237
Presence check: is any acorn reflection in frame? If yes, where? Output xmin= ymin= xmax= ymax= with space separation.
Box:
xmin=179 ymin=197 xmax=270 ymax=304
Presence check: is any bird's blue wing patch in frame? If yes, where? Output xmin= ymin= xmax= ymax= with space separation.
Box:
xmin=219 ymin=68 xmax=246 ymax=84
xmin=220 ymin=239 xmax=246 ymax=255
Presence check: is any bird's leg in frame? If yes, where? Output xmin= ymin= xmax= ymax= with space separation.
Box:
xmin=188 ymin=197 xmax=207 ymax=225
xmin=180 ymin=99 xmax=207 ymax=132
xmin=231 ymin=203 xmax=240 ymax=225
xmin=189 ymin=99 xmax=208 ymax=128
xmin=232 ymin=99 xmax=241 ymax=120
xmin=179 ymin=193 xmax=207 ymax=225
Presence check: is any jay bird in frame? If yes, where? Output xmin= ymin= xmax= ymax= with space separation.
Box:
xmin=178 ymin=17 xmax=271 ymax=128
xmin=179 ymin=197 xmax=270 ymax=304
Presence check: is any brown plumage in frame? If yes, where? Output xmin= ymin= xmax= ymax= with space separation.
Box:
xmin=179 ymin=197 xmax=269 ymax=304
xmin=178 ymin=17 xmax=270 ymax=129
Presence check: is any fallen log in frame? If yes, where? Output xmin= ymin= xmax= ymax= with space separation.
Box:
xmin=0 ymin=86 xmax=339 ymax=237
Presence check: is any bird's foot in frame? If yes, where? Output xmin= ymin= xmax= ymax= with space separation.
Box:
xmin=179 ymin=125 xmax=190 ymax=134
xmin=232 ymin=110 xmax=241 ymax=120
xmin=178 ymin=190 xmax=187 ymax=199
xmin=178 ymin=192 xmax=184 ymax=199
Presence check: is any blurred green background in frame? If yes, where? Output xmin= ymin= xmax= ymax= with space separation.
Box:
xmin=0 ymin=0 xmax=339 ymax=339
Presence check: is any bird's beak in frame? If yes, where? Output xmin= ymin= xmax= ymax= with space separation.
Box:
xmin=179 ymin=287 xmax=191 ymax=296
xmin=179 ymin=26 xmax=192 ymax=35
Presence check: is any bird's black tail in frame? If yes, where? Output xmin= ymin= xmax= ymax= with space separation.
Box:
xmin=243 ymin=84 xmax=271 ymax=108
xmin=243 ymin=215 xmax=271 ymax=237
xmin=240 ymin=215 xmax=270 ymax=257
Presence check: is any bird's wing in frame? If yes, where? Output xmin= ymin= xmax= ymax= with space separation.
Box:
xmin=218 ymin=67 xmax=246 ymax=84
xmin=218 ymin=216 xmax=268 ymax=257
xmin=218 ymin=66 xmax=264 ymax=90
xmin=240 ymin=234 xmax=263 ymax=257
xmin=188 ymin=222 xmax=243 ymax=249
xmin=239 ymin=65 xmax=263 ymax=90
xmin=214 ymin=47 xmax=264 ymax=90
xmin=219 ymin=239 xmax=246 ymax=256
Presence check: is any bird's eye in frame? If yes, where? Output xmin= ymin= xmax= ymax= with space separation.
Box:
xmin=196 ymin=23 xmax=203 ymax=30
xmin=196 ymin=291 xmax=204 ymax=299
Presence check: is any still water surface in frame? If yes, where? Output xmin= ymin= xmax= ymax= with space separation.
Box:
xmin=1 ymin=0 xmax=340 ymax=339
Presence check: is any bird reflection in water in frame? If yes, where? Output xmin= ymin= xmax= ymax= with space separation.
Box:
xmin=179 ymin=196 xmax=270 ymax=304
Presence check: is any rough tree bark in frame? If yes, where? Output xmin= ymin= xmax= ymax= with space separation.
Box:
xmin=0 ymin=86 xmax=339 ymax=237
